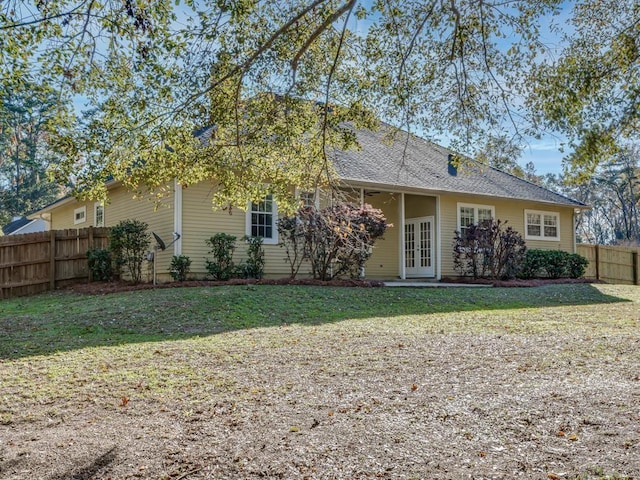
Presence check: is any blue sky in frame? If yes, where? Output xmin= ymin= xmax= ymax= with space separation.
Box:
xmin=521 ymin=139 xmax=567 ymax=175
xmin=519 ymin=3 xmax=573 ymax=176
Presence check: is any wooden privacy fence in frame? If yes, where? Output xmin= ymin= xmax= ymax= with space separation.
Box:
xmin=577 ymin=244 xmax=640 ymax=285
xmin=0 ymin=227 xmax=109 ymax=299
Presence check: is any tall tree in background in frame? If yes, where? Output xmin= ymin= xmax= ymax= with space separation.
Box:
xmin=542 ymin=145 xmax=640 ymax=245
xmin=528 ymin=0 xmax=640 ymax=179
xmin=0 ymin=1 xmax=638 ymax=208
xmin=592 ymin=147 xmax=640 ymax=243
xmin=0 ymin=0 xmax=563 ymax=209
xmin=0 ymin=82 xmax=71 ymax=225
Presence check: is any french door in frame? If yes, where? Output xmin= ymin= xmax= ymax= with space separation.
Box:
xmin=404 ymin=216 xmax=435 ymax=277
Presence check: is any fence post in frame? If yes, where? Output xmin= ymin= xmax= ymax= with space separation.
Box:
xmin=594 ymin=244 xmax=600 ymax=281
xmin=49 ymin=229 xmax=56 ymax=290
xmin=633 ymin=251 xmax=639 ymax=286
xmin=88 ymin=226 xmax=94 ymax=283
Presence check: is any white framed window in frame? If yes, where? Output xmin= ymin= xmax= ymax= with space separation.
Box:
xmin=457 ymin=203 xmax=495 ymax=236
xmin=246 ymin=194 xmax=278 ymax=244
xmin=525 ymin=209 xmax=560 ymax=241
xmin=297 ymin=188 xmax=320 ymax=209
xmin=74 ymin=206 xmax=86 ymax=225
xmin=94 ymin=202 xmax=104 ymax=227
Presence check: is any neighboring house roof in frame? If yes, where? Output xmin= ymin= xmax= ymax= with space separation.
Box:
xmin=331 ymin=125 xmax=586 ymax=208
xmin=2 ymin=216 xmax=47 ymax=235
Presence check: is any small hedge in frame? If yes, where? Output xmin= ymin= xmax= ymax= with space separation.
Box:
xmin=169 ymin=255 xmax=192 ymax=282
xmin=204 ymin=233 xmax=265 ymax=280
xmin=518 ymin=249 xmax=588 ymax=279
xmin=87 ymin=247 xmax=113 ymax=281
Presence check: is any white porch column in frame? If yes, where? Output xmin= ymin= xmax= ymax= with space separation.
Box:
xmin=173 ymin=179 xmax=183 ymax=256
xmin=360 ymin=188 xmax=364 ymax=206
xmin=436 ymin=195 xmax=441 ymax=280
xmin=399 ymin=192 xmax=406 ymax=280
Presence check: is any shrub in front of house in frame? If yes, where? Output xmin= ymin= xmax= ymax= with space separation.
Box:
xmin=518 ymin=249 xmax=588 ymax=279
xmin=566 ymin=252 xmax=589 ymax=279
xmin=453 ymin=219 xmax=526 ymax=280
xmin=278 ymin=204 xmax=389 ymax=280
xmin=87 ymin=247 xmax=113 ymax=281
xmin=205 ymin=234 xmax=265 ymax=280
xmin=108 ymin=219 xmax=151 ymax=284
xmin=517 ymin=248 xmax=546 ymax=279
xmin=205 ymin=233 xmax=237 ymax=280
xmin=236 ymin=235 xmax=265 ymax=279
xmin=169 ymin=255 xmax=191 ymax=281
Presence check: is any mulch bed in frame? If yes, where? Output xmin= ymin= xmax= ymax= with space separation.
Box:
xmin=67 ymin=278 xmax=386 ymax=295
xmin=67 ymin=277 xmax=597 ymax=295
xmin=441 ymin=277 xmax=599 ymax=288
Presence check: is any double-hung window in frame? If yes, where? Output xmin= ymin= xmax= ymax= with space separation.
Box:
xmin=525 ymin=210 xmax=560 ymax=241
xmin=94 ymin=202 xmax=105 ymax=227
xmin=457 ymin=203 xmax=495 ymax=236
xmin=296 ymin=188 xmax=320 ymax=209
xmin=247 ymin=194 xmax=278 ymax=244
xmin=74 ymin=206 xmax=86 ymax=225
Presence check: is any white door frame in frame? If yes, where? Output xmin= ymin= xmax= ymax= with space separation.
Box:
xmin=404 ymin=216 xmax=435 ymax=278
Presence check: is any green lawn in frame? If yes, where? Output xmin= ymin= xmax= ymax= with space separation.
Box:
xmin=0 ymin=283 xmax=634 ymax=359
xmin=0 ymin=283 xmax=638 ymax=479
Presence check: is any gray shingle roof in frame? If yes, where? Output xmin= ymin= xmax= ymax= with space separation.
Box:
xmin=2 ymin=216 xmax=32 ymax=235
xmin=331 ymin=125 xmax=586 ymax=208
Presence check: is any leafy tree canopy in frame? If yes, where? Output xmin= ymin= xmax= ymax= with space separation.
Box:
xmin=1 ymin=0 xmax=637 ymax=210
xmin=527 ymin=0 xmax=640 ymax=182
xmin=0 ymin=80 xmax=73 ymax=223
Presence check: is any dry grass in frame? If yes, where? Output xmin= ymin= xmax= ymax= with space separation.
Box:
xmin=0 ymin=283 xmax=639 ymax=479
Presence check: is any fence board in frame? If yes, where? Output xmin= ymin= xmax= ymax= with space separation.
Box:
xmin=577 ymin=244 xmax=640 ymax=285
xmin=0 ymin=227 xmax=109 ymax=299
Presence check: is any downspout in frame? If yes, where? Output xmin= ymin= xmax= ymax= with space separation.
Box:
xmin=436 ymin=195 xmax=441 ymax=280
xmin=174 ymin=179 xmax=183 ymax=256
xmin=573 ymin=209 xmax=577 ymax=253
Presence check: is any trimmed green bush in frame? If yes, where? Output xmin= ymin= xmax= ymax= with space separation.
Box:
xmin=517 ymin=249 xmax=546 ymax=279
xmin=108 ymin=220 xmax=151 ymax=284
xmin=87 ymin=247 xmax=113 ymax=281
xmin=238 ymin=235 xmax=265 ymax=279
xmin=566 ymin=253 xmax=589 ymax=279
xmin=169 ymin=255 xmax=191 ymax=282
xmin=518 ymin=249 xmax=588 ymax=279
xmin=543 ymin=250 xmax=568 ymax=279
xmin=205 ymin=233 xmax=237 ymax=280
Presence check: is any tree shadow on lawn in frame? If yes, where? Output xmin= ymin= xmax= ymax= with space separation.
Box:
xmin=0 ymin=283 xmax=632 ymax=360
xmin=49 ymin=447 xmax=117 ymax=480
xmin=0 ymin=447 xmax=117 ymax=480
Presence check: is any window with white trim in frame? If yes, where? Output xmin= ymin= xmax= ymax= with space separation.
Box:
xmin=300 ymin=191 xmax=316 ymax=208
xmin=297 ymin=188 xmax=319 ymax=209
xmin=247 ymin=194 xmax=278 ymax=244
xmin=457 ymin=203 xmax=495 ymax=236
xmin=525 ymin=209 xmax=560 ymax=240
xmin=74 ymin=206 xmax=86 ymax=225
xmin=94 ymin=202 xmax=104 ymax=227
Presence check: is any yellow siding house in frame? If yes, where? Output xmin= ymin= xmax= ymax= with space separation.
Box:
xmin=32 ymin=126 xmax=587 ymax=281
